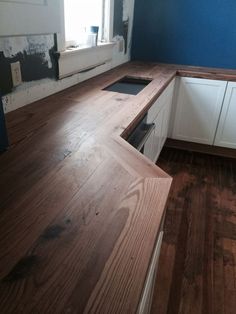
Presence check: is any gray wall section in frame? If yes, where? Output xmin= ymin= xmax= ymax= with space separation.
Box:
xmin=113 ymin=0 xmax=129 ymax=53
xmin=113 ymin=0 xmax=124 ymax=37
xmin=0 ymin=34 xmax=57 ymax=95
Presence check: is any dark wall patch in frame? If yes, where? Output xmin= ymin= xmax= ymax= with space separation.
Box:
xmin=113 ymin=0 xmax=124 ymax=37
xmin=20 ymin=47 xmax=56 ymax=81
xmin=0 ymin=52 xmax=13 ymax=94
xmin=0 ymin=35 xmax=57 ymax=96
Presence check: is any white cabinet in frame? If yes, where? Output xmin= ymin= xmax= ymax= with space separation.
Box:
xmin=160 ymin=94 xmax=172 ymax=149
xmin=214 ymin=82 xmax=236 ymax=148
xmin=138 ymin=231 xmax=164 ymax=314
xmin=171 ymin=77 xmax=227 ymax=145
xmin=144 ymin=79 xmax=175 ymax=162
xmin=144 ymin=109 xmax=163 ymax=162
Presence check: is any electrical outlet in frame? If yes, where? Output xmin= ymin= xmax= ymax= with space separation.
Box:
xmin=11 ymin=61 xmax=22 ymax=87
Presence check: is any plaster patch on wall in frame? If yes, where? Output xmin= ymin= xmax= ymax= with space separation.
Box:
xmin=0 ymin=34 xmax=57 ymax=95
xmin=0 ymin=37 xmax=28 ymax=57
xmin=0 ymin=35 xmax=54 ymax=68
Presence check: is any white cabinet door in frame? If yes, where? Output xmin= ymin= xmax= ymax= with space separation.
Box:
xmin=172 ymin=77 xmax=227 ymax=145
xmin=144 ymin=79 xmax=175 ymax=163
xmin=144 ymin=102 xmax=167 ymax=162
xmin=152 ymin=107 xmax=164 ymax=162
xmin=214 ymin=82 xmax=236 ymax=148
xmin=160 ymin=96 xmax=172 ymax=150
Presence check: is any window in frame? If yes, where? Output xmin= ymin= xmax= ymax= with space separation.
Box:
xmin=64 ymin=0 xmax=110 ymax=48
xmin=58 ymin=0 xmax=114 ymax=79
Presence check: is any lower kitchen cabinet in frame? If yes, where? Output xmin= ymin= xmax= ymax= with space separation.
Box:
xmin=144 ymin=109 xmax=163 ymax=163
xmin=214 ymin=82 xmax=236 ymax=148
xmin=143 ymin=126 xmax=156 ymax=161
xmin=138 ymin=231 xmax=164 ymax=314
xmin=160 ymin=94 xmax=172 ymax=150
xmin=171 ymin=77 xmax=227 ymax=145
xmin=144 ymin=79 xmax=175 ymax=162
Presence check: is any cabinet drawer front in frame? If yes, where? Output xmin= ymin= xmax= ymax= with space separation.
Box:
xmin=147 ymin=79 xmax=175 ymax=123
xmin=172 ymin=77 xmax=227 ymax=145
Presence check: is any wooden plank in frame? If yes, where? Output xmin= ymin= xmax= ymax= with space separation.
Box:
xmin=151 ymin=147 xmax=236 ymax=314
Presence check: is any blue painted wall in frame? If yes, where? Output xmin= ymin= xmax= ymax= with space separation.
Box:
xmin=132 ymin=0 xmax=236 ymax=69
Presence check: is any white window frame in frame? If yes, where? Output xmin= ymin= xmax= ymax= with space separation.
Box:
xmin=58 ymin=0 xmax=114 ymax=52
xmin=57 ymin=0 xmax=115 ymax=79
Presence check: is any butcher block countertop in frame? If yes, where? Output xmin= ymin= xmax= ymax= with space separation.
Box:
xmin=0 ymin=61 xmax=235 ymax=313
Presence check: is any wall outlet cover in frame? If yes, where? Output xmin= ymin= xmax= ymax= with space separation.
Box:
xmin=11 ymin=61 xmax=22 ymax=87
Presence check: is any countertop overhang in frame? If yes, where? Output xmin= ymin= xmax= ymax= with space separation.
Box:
xmin=1 ymin=61 xmax=235 ymax=313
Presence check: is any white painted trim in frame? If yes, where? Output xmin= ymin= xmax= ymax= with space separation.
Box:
xmin=56 ymin=0 xmax=65 ymax=52
xmin=60 ymin=42 xmax=114 ymax=57
xmin=106 ymin=0 xmax=114 ymax=42
xmin=58 ymin=43 xmax=115 ymax=79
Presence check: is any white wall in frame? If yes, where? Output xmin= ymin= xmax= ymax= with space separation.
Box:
xmin=0 ymin=0 xmax=62 ymax=36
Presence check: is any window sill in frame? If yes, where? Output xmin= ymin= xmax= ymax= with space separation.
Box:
xmin=58 ymin=42 xmax=115 ymax=79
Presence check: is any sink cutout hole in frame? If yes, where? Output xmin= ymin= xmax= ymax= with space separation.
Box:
xmin=103 ymin=76 xmax=152 ymax=95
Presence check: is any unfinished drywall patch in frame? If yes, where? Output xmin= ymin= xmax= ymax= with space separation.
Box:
xmin=0 ymin=34 xmax=57 ymax=95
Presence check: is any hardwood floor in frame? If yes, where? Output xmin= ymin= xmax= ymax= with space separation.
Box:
xmin=151 ymin=147 xmax=236 ymax=314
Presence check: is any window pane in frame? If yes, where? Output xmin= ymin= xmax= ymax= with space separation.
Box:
xmin=64 ymin=0 xmax=103 ymax=45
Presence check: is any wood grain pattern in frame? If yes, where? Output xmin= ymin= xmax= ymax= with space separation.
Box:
xmin=1 ymin=61 xmax=235 ymax=313
xmin=132 ymin=61 xmax=236 ymax=81
xmin=0 ymin=63 xmax=174 ymax=313
xmin=151 ymin=147 xmax=236 ymax=314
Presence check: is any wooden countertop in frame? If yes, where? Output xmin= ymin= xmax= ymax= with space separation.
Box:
xmin=0 ymin=61 xmax=235 ymax=313
xmin=0 ymin=62 xmax=175 ymax=313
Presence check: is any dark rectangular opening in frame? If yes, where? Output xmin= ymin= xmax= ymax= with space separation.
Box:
xmin=103 ymin=76 xmax=152 ymax=95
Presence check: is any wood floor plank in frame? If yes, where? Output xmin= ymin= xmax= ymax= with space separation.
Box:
xmin=151 ymin=147 xmax=236 ymax=314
